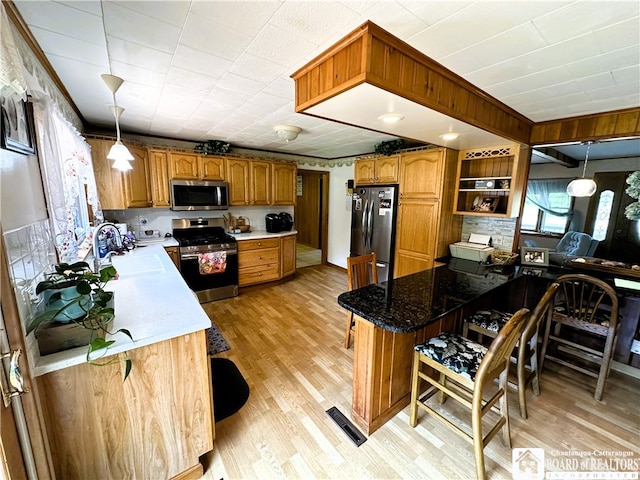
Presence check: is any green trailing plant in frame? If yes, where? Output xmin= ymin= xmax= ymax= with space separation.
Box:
xmin=194 ymin=140 xmax=231 ymax=156
xmin=27 ymin=261 xmax=133 ymax=380
xmin=624 ymin=171 xmax=640 ymax=221
xmin=374 ymin=139 xmax=403 ymax=156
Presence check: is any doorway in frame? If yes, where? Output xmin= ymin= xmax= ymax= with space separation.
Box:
xmin=585 ymin=171 xmax=640 ymax=262
xmin=294 ymin=170 xmax=329 ymax=268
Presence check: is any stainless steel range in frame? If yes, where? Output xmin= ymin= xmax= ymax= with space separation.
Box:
xmin=172 ymin=218 xmax=238 ymax=303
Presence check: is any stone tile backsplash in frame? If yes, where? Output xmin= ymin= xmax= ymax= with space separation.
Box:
xmin=461 ymin=216 xmax=517 ymax=251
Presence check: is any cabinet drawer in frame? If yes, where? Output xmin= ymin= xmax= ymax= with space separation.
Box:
xmin=237 ymin=238 xmax=280 ymax=251
xmin=239 ymin=263 xmax=280 ymax=286
xmin=238 ymin=248 xmax=279 ymax=268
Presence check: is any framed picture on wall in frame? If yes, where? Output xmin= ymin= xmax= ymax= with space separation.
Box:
xmin=520 ymin=247 xmax=549 ymax=267
xmin=1 ymin=94 xmax=36 ymax=155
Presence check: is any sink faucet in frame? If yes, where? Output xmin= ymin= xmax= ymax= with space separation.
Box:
xmin=93 ymin=222 xmax=123 ymax=272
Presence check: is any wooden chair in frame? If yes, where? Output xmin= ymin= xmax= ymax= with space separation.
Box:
xmin=539 ymin=274 xmax=619 ymax=401
xmin=409 ymin=308 xmax=529 ymax=480
xmin=461 ymin=282 xmax=560 ymax=418
xmin=344 ymin=252 xmax=378 ymax=348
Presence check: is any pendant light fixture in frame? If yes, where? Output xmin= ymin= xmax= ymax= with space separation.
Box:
xmin=566 ymin=141 xmax=597 ymax=197
xmin=101 ymin=73 xmax=134 ymax=170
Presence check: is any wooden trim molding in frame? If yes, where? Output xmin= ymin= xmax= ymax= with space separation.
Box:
xmin=292 ymin=21 xmax=533 ymax=145
xmin=530 ymin=107 xmax=640 ymax=145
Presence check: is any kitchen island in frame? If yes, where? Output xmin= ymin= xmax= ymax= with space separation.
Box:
xmin=338 ymin=260 xmax=522 ymax=435
xmin=34 ymin=244 xmax=213 ymax=480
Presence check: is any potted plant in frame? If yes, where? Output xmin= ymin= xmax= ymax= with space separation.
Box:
xmin=27 ymin=261 xmax=133 ymax=379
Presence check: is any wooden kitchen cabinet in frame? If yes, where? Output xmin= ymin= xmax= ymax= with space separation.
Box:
xmin=148 ymin=149 xmax=171 ymax=208
xmin=394 ymin=148 xmax=461 ymax=277
xmin=272 ymin=162 xmax=297 ymax=206
xmin=453 ymin=143 xmax=529 ymax=217
xmin=281 ymin=234 xmax=297 ymax=277
xmin=123 ymin=146 xmax=152 ymax=208
xmin=164 ymin=246 xmax=180 ymax=269
xmin=250 ymin=160 xmax=272 ymax=205
xmin=168 ymin=152 xmax=226 ymax=180
xmin=354 ymin=156 xmax=399 ymax=185
xmin=238 ymin=238 xmax=280 ymax=286
xmin=226 ymin=158 xmax=250 ymax=206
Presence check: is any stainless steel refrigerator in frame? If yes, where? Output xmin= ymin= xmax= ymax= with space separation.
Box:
xmin=350 ymin=184 xmax=399 ymax=282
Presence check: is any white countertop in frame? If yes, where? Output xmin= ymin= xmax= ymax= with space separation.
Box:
xmin=230 ymin=229 xmax=297 ymax=241
xmin=33 ymin=244 xmax=211 ymax=376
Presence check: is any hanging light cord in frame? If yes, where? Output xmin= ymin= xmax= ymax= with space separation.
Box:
xmin=581 ymin=141 xmax=592 ymax=178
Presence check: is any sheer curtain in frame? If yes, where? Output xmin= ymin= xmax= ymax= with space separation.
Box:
xmin=0 ymin=2 xmax=27 ymax=100
xmin=32 ymin=95 xmax=103 ymax=262
xmin=526 ymin=179 xmax=573 ymax=215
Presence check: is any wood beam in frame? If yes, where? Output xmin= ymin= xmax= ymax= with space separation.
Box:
xmin=532 ymin=147 xmax=579 ymax=167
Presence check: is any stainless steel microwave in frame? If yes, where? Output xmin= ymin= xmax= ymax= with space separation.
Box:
xmin=170 ymin=179 xmax=229 ymax=211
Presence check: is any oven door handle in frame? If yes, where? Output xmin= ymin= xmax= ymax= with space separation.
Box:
xmin=180 ymin=250 xmax=237 ymax=260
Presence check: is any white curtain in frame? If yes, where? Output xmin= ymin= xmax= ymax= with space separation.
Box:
xmin=32 ymin=95 xmax=103 ymax=262
xmin=0 ymin=2 xmax=27 ymax=99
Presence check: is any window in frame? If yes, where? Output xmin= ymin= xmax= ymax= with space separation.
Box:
xmin=521 ymin=179 xmax=573 ymax=234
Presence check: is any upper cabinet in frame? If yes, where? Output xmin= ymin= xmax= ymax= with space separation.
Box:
xmin=272 ymin=162 xmax=297 ymax=206
xmin=148 ymin=149 xmax=171 ymax=208
xmin=398 ymin=150 xmax=445 ymax=199
xmin=453 ymin=144 xmax=529 ymax=218
xmin=250 ymin=160 xmax=272 ymax=206
xmin=123 ymin=146 xmax=152 ymax=208
xmin=226 ymin=158 xmax=250 ymax=206
xmin=168 ymin=152 xmax=225 ymax=180
xmin=354 ymin=156 xmax=399 ymax=185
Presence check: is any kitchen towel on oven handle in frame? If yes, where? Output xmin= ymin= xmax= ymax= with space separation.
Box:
xmin=198 ymin=252 xmax=227 ymax=275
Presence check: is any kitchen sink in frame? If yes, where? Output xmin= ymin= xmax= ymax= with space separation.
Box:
xmin=112 ymin=254 xmax=166 ymax=276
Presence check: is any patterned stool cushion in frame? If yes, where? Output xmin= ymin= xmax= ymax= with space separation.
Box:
xmin=464 ymin=309 xmax=512 ymax=333
xmin=415 ymin=333 xmax=488 ymax=381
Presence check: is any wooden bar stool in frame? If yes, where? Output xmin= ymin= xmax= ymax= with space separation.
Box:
xmin=409 ymin=308 xmax=529 ymax=480
xmin=462 ymin=282 xmax=560 ymax=418
xmin=344 ymin=252 xmax=378 ymax=348
xmin=539 ymin=274 xmax=619 ymax=401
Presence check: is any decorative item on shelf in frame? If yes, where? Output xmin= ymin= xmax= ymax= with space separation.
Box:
xmin=499 ymin=179 xmax=510 ymax=189
xmin=374 ymin=139 xmax=403 ymax=156
xmin=194 ymin=139 xmax=231 ymax=155
xmin=470 ymin=195 xmax=499 ymax=213
xmin=474 ymin=179 xmax=495 ymax=189
xmin=273 ymin=125 xmax=302 ymax=142
xmin=566 ymin=141 xmax=597 ymax=197
xmin=624 ymin=171 xmax=640 ymax=220
xmin=27 ymin=261 xmax=133 ymax=380
xmin=520 ymin=247 xmax=549 ymax=267
xmin=490 ymin=251 xmax=518 ymax=266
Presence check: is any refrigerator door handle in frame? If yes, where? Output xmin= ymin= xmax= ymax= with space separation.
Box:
xmin=367 ymin=198 xmax=374 ymax=248
xmin=362 ymin=199 xmax=369 ymax=247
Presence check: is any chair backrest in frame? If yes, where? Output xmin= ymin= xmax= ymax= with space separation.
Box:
xmin=522 ymin=282 xmax=560 ymax=341
xmin=347 ymin=253 xmax=378 ymax=291
xmin=476 ymin=308 xmax=530 ymax=384
xmin=554 ymin=274 xmax=619 ymax=328
xmin=555 ymin=231 xmax=596 ymax=256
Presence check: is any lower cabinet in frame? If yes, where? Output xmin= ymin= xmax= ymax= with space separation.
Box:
xmin=238 ymin=234 xmax=297 ymax=287
xmin=164 ymin=246 xmax=180 ymax=269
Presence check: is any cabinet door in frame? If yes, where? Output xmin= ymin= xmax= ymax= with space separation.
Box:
xmin=123 ymin=146 xmax=152 ymax=208
xmin=226 ymin=158 xmax=250 ymax=205
xmin=199 ymin=156 xmax=225 ymax=180
xmin=250 ymin=160 xmax=272 ymax=205
xmin=148 ymin=149 xmax=171 ymax=208
xmin=375 ymin=156 xmax=399 ymax=183
xmin=272 ymin=162 xmax=297 ymax=206
xmin=168 ymin=152 xmax=199 ymax=179
xmin=281 ymin=235 xmax=297 ymax=277
xmin=354 ymin=159 xmax=375 ymax=185
xmin=399 ymin=150 xmax=444 ymax=199
xmin=87 ymin=138 xmax=126 ymax=210
xmin=164 ymin=246 xmax=180 ymax=269
xmin=394 ymin=199 xmax=440 ymax=277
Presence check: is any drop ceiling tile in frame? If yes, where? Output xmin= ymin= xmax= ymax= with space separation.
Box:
xmin=102 ymin=2 xmax=181 ymax=54
xmin=204 ymin=85 xmax=251 ymax=108
xmin=106 ymin=36 xmax=173 ymax=73
xmin=483 ymin=65 xmax=573 ymax=98
xmin=216 ymin=72 xmax=266 ymax=97
xmin=189 ymin=1 xmax=281 ymax=37
xmin=113 ymin=1 xmax=191 ymax=27
xmin=262 ymin=78 xmax=295 ymax=100
xmin=110 ymin=61 xmax=166 ymax=89
xmin=44 ymin=54 xmax=112 ymax=106
xmin=57 ymin=1 xmax=102 ymax=16
xmin=171 ymin=45 xmax=233 ymax=79
xmin=28 ymin=26 xmax=108 ymax=66
xmin=593 ymin=16 xmax=640 ymax=53
xmin=155 ymin=85 xmax=202 ymax=117
xmin=587 ymin=80 xmax=640 ymax=102
xmin=564 ymin=45 xmax=640 ymax=78
xmin=165 ymin=67 xmax=216 ymax=95
xmin=228 ymin=53 xmax=284 ymax=84
xmin=611 ymin=65 xmax=640 ymax=86
xmin=180 ymin=14 xmax=253 ymax=61
xmin=532 ymin=1 xmax=639 ymax=45
xmin=348 ymin=4 xmax=425 ymax=40
xmin=246 ymin=24 xmax=319 ymax=68
xmin=399 ymin=0 xmax=475 ymax=26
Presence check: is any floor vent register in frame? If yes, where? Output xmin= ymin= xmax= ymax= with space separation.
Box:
xmin=325 ymin=406 xmax=367 ymax=447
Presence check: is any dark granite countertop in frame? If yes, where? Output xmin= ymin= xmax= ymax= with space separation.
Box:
xmin=337 ymin=258 xmax=518 ymax=333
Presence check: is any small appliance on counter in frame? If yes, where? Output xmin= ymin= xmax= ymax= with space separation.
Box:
xmin=449 ymin=233 xmax=494 ymax=262
xmin=265 ymin=212 xmax=293 ymax=233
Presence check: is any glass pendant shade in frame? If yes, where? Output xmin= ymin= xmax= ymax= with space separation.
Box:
xmin=566 ymin=178 xmax=597 ymax=197
xmin=107 ymin=140 xmax=134 ymax=164
xmin=111 ymin=155 xmax=133 ymax=171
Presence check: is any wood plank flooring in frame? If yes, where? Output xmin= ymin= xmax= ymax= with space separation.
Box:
xmin=200 ymin=266 xmax=640 ymax=480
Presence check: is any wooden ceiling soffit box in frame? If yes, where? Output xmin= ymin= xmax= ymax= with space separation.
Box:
xmin=530 ymin=107 xmax=640 ymax=146
xmin=291 ymin=21 xmax=533 ymax=146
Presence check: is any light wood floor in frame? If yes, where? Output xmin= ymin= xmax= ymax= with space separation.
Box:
xmin=296 ymin=243 xmax=322 ymax=268
xmin=201 ymin=265 xmax=640 ymax=480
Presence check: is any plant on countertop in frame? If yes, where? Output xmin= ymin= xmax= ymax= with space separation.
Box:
xmin=624 ymin=171 xmax=640 ymax=221
xmin=27 ymin=261 xmax=133 ymax=380
xmin=194 ymin=139 xmax=231 ymax=155
xmin=374 ymin=139 xmax=403 ymax=156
